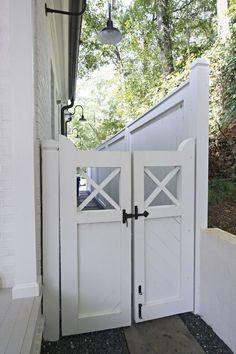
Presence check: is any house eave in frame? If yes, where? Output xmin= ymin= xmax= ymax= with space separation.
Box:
xmin=68 ymin=0 xmax=84 ymax=100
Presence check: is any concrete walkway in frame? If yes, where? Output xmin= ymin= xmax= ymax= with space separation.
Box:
xmin=124 ymin=316 xmax=204 ymax=354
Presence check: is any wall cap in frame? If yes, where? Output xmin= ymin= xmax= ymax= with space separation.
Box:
xmin=201 ymin=228 xmax=236 ymax=245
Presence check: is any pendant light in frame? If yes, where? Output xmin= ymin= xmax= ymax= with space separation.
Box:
xmin=98 ymin=2 xmax=122 ymax=45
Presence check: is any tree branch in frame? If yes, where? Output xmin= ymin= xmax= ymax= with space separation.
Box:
xmin=173 ymin=0 xmax=195 ymax=13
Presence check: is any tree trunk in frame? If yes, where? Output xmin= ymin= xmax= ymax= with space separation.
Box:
xmin=217 ymin=0 xmax=230 ymax=42
xmin=155 ymin=0 xmax=174 ymax=74
xmin=185 ymin=2 xmax=191 ymax=57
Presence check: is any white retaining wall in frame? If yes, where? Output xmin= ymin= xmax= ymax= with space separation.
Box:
xmin=199 ymin=228 xmax=236 ymax=353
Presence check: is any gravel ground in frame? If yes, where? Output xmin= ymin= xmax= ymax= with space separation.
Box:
xmin=41 ymin=328 xmax=129 ymax=354
xmin=41 ymin=314 xmax=233 ymax=354
xmin=180 ymin=313 xmax=233 ymax=354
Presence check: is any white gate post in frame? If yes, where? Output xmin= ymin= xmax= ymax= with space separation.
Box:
xmin=42 ymin=140 xmax=60 ymax=341
xmin=187 ymin=58 xmax=210 ymax=313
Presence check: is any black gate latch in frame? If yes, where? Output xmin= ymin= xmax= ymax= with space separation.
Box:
xmin=122 ymin=206 xmax=149 ymax=226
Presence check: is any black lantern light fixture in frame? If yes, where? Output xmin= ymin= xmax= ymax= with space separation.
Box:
xmin=72 ymin=104 xmax=86 ymax=122
xmin=72 ymin=128 xmax=80 ymax=139
xmin=64 ymin=104 xmax=86 ymax=136
xmin=64 ymin=110 xmax=73 ymax=136
xmin=98 ymin=2 xmax=122 ymax=45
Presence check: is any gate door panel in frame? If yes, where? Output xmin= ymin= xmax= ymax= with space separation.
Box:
xmin=133 ymin=139 xmax=195 ymax=322
xmin=60 ymin=136 xmax=131 ymax=335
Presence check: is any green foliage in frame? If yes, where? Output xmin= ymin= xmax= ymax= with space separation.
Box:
xmin=205 ymin=29 xmax=236 ymax=134
xmin=72 ymin=0 xmax=236 ymax=151
xmin=68 ymin=115 xmax=125 ymax=150
xmin=208 ymin=178 xmax=236 ymax=204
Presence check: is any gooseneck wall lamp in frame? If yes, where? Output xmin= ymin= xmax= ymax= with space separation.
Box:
xmin=72 ymin=128 xmax=80 ymax=139
xmin=97 ymin=2 xmax=122 ymax=45
xmin=65 ymin=104 xmax=86 ymax=136
xmin=72 ymin=105 xmax=86 ymax=123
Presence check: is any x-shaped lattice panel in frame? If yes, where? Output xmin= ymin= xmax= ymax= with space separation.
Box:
xmin=144 ymin=167 xmax=180 ymax=208
xmin=78 ymin=168 xmax=121 ymax=211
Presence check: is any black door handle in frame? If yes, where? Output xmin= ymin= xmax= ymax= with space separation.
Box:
xmin=134 ymin=206 xmax=149 ymax=220
xmin=122 ymin=206 xmax=149 ymax=226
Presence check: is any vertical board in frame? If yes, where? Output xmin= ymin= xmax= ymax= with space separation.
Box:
xmin=133 ymin=139 xmax=195 ymax=322
xmin=59 ymin=136 xmax=131 ymax=335
xmin=42 ymin=140 xmax=60 ymax=341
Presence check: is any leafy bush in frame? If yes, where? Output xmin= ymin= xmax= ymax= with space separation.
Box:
xmin=208 ymin=178 xmax=236 ymax=204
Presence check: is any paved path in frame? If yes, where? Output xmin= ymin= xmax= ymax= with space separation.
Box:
xmin=124 ymin=316 xmax=204 ymax=354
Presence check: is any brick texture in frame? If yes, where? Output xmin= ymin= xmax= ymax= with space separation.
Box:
xmin=0 ymin=0 xmax=61 ymax=288
xmin=33 ymin=0 xmax=53 ymax=279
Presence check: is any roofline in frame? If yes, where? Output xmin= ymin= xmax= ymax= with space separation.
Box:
xmin=68 ymin=0 xmax=84 ymax=99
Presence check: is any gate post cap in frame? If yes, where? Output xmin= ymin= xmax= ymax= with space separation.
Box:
xmin=190 ymin=58 xmax=209 ymax=70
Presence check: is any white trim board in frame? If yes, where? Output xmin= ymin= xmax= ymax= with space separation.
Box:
xmin=12 ymin=276 xmax=42 ymax=299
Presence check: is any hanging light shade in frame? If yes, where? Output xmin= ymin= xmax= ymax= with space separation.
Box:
xmin=79 ymin=114 xmax=86 ymax=122
xmin=98 ymin=2 xmax=122 ymax=45
xmin=72 ymin=128 xmax=80 ymax=139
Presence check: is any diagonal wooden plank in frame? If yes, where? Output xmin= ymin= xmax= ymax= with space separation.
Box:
xmin=79 ymin=168 xmax=121 ymax=211
xmin=144 ymin=167 xmax=180 ymax=208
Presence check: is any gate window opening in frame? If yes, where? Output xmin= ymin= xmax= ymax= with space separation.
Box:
xmin=144 ymin=166 xmax=180 ymax=207
xmin=76 ymin=166 xmax=121 ymax=210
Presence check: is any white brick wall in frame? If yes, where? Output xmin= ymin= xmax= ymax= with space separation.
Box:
xmin=34 ymin=0 xmax=53 ymax=278
xmin=33 ymin=0 xmax=63 ymax=279
xmin=0 ymin=0 xmax=64 ymax=289
xmin=0 ymin=2 xmax=15 ymax=288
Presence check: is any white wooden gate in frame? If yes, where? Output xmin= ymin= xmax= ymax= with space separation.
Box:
xmin=133 ymin=139 xmax=195 ymax=322
xmin=59 ymin=136 xmax=194 ymax=335
xmin=60 ymin=136 xmax=131 ymax=335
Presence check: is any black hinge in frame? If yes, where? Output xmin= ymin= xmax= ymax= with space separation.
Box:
xmin=138 ymin=304 xmax=143 ymax=319
xmin=138 ymin=285 xmax=143 ymax=295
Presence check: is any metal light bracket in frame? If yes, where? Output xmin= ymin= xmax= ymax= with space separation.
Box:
xmin=45 ymin=0 xmax=86 ymax=16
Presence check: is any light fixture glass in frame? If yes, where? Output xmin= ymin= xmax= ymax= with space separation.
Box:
xmin=98 ymin=2 xmax=122 ymax=45
xmin=72 ymin=128 xmax=80 ymax=139
xmin=64 ymin=110 xmax=73 ymax=122
xmin=79 ymin=114 xmax=86 ymax=122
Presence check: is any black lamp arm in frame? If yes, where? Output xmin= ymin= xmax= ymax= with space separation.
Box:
xmin=72 ymin=104 xmax=84 ymax=116
xmin=108 ymin=2 xmax=112 ymax=23
xmin=45 ymin=0 xmax=86 ymax=16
